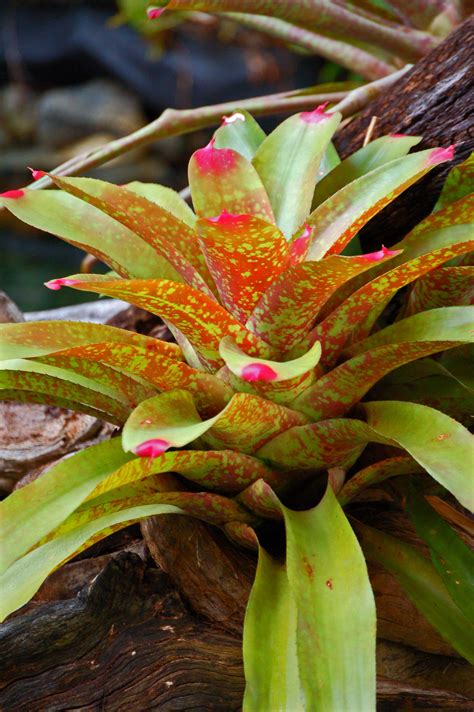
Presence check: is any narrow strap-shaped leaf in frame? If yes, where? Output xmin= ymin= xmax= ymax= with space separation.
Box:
xmin=283 ymin=485 xmax=376 ymax=710
xmin=0 ymin=389 xmax=118 ymax=422
xmin=0 ymin=438 xmax=133 ymax=574
xmin=404 ymin=266 xmax=474 ymax=316
xmin=253 ymin=107 xmax=341 ymax=237
xmin=434 ymin=154 xmax=474 ymax=211
xmin=363 ymin=401 xmax=474 ymax=512
xmin=0 ymin=359 xmax=131 ymax=423
xmin=0 ymin=189 xmax=180 ymax=281
xmin=304 ymin=146 xmax=455 ymax=259
xmin=248 ymin=252 xmax=399 ymax=352
xmin=213 ymin=110 xmax=266 ymax=161
xmin=356 ymin=521 xmax=474 ymax=663
xmin=53 ymin=275 xmax=272 ymax=365
xmin=49 ymin=175 xmax=214 ymax=296
xmin=311 ymin=134 xmax=422 ymax=209
xmin=294 ymin=307 xmax=474 ymax=420
xmin=0 ymin=319 xmax=181 ymax=361
xmin=243 ymin=548 xmax=302 ymax=711
xmin=400 ymin=193 xmax=474 ymax=246
xmin=0 ymin=501 xmax=182 ymax=620
xmin=197 ymin=213 xmax=289 ymax=322
xmin=188 ymin=140 xmax=274 ymax=222
xmin=305 ymin=237 xmax=474 ymax=365
xmin=402 ymin=483 xmax=474 ymax=624
xmin=338 ymin=456 xmax=424 ymax=507
xmin=122 ymin=390 xmax=308 ymax=457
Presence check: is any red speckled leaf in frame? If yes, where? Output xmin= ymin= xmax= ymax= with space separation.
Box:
xmin=338 ymin=456 xmax=423 ymax=506
xmin=404 ymin=266 xmax=474 ymax=316
xmin=248 ymin=252 xmax=399 ymax=353
xmin=403 ymin=193 xmax=474 ymax=244
xmin=304 ymin=237 xmax=474 ymax=367
xmin=293 ymin=306 xmax=473 ymax=420
xmin=304 ymin=146 xmax=455 ymax=259
xmin=197 ymin=213 xmax=289 ymax=322
xmin=0 ymin=320 xmax=181 ymax=361
xmin=188 ymin=140 xmax=275 ymax=222
xmin=49 ymin=175 xmax=214 ymax=296
xmin=434 ymin=154 xmax=474 ymax=211
xmin=54 ymin=275 xmax=272 ymax=366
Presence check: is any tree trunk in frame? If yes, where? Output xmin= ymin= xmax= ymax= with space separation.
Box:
xmin=2 ymin=18 xmax=474 ymax=711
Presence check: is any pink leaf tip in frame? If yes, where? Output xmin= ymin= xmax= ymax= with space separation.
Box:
xmin=193 ymin=137 xmax=236 ymax=174
xmin=241 ymin=363 xmax=278 ymax=383
xmin=389 ymin=133 xmax=409 ymax=138
xmin=300 ymin=102 xmax=331 ymax=124
xmin=428 ymin=145 xmax=455 ymax=165
xmin=221 ymin=112 xmax=245 ymax=125
xmin=0 ymin=189 xmax=24 ymax=199
xmin=28 ymin=167 xmax=46 ymax=181
xmin=44 ymin=278 xmax=81 ymax=291
xmin=207 ymin=209 xmax=245 ymax=225
xmin=290 ymin=224 xmax=313 ymax=264
xmin=135 ymin=438 xmax=170 ymax=459
xmin=361 ymin=245 xmax=398 ymax=262
xmin=146 ymin=6 xmax=165 ymax=19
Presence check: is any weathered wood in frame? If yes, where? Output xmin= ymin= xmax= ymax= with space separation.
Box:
xmin=334 ymin=16 xmax=474 ymax=249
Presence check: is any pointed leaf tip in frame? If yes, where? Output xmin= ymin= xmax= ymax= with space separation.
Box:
xmin=221 ymin=112 xmax=245 ymax=125
xmin=241 ymin=363 xmax=278 ymax=383
xmin=300 ymin=102 xmax=332 ymax=123
xmin=290 ymin=224 xmax=313 ymax=264
xmin=193 ymin=139 xmax=237 ymax=175
xmin=207 ymin=209 xmax=243 ymax=225
xmin=146 ymin=6 xmax=165 ymax=19
xmin=134 ymin=438 xmax=170 ymax=458
xmin=44 ymin=278 xmax=81 ymax=291
xmin=0 ymin=189 xmax=24 ymax=199
xmin=428 ymin=145 xmax=455 ymax=165
xmin=28 ymin=167 xmax=46 ymax=181
xmin=361 ymin=245 xmax=400 ymax=262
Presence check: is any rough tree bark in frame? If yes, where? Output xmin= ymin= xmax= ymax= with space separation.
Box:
xmin=1 ymin=17 xmax=473 ymax=711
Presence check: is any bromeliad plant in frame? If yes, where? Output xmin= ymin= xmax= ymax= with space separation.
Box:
xmin=1 ymin=107 xmax=473 ymax=709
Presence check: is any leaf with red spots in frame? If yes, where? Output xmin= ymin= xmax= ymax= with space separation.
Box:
xmin=188 ymin=140 xmax=274 ymax=222
xmin=303 ymin=233 xmax=474 ymax=367
xmin=311 ymin=134 xmax=422 ymax=210
xmin=253 ymin=106 xmax=341 ymax=237
xmin=0 ymin=359 xmax=132 ymax=424
xmin=0 ymin=189 xmax=180 ymax=280
xmin=213 ymin=110 xmax=266 ymax=160
xmin=304 ymin=146 xmax=455 ymax=259
xmin=244 ymin=484 xmax=376 ymax=710
xmin=248 ymin=252 xmax=400 ymax=353
xmin=49 ymin=274 xmax=271 ymax=366
xmin=123 ymin=389 xmax=308 ymax=458
xmin=294 ymin=307 xmax=474 ymax=420
xmin=49 ymin=175 xmax=214 ymax=295
xmin=404 ymin=267 xmax=474 ymax=316
xmin=338 ymin=456 xmax=423 ymax=506
xmin=197 ymin=212 xmax=289 ymax=322
xmin=356 ymin=521 xmax=474 ymax=662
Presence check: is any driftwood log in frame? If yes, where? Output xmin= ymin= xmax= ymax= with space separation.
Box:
xmin=1 ymin=17 xmax=474 ymax=710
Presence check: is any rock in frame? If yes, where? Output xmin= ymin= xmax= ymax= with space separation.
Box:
xmin=0 ymin=291 xmax=24 ymax=323
xmin=37 ymin=79 xmax=145 ymax=149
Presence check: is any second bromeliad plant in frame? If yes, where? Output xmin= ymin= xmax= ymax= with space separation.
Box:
xmin=0 ymin=106 xmax=473 ymax=709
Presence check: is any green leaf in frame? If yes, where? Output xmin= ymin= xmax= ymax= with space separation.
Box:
xmin=0 ymin=189 xmax=180 ymax=280
xmin=220 ymin=336 xmax=321 ymax=382
xmin=213 ymin=110 xmax=266 ymax=160
xmin=243 ymin=549 xmax=302 ymax=711
xmin=403 ymin=484 xmax=474 ymax=624
xmin=283 ymin=485 xmax=376 ymax=710
xmin=404 ymin=266 xmax=474 ymax=316
xmin=304 ymin=146 xmax=455 ymax=259
xmin=0 ymin=438 xmax=133 ymax=574
xmin=253 ymin=107 xmax=341 ymax=237
xmin=124 ymin=181 xmax=197 ymax=226
xmin=311 ymin=134 xmax=422 ymax=209
xmin=356 ymin=521 xmax=474 ymax=663
xmin=363 ymin=401 xmax=474 ymax=511
xmin=434 ymin=153 xmax=474 ymax=211
xmin=188 ymin=141 xmax=275 ymax=222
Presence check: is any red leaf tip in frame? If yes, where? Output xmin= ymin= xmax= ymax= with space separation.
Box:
xmin=0 ymin=189 xmax=24 ymax=199
xmin=428 ymin=145 xmax=455 ymax=165
xmin=44 ymin=278 xmax=81 ymax=291
xmin=146 ymin=6 xmax=166 ymax=19
xmin=241 ymin=363 xmax=278 ymax=383
xmin=221 ymin=112 xmax=245 ymax=125
xmin=207 ymin=209 xmax=245 ymax=225
xmin=135 ymin=438 xmax=170 ymax=459
xmin=290 ymin=224 xmax=313 ymax=263
xmin=361 ymin=245 xmax=398 ymax=262
xmin=193 ymin=137 xmax=236 ymax=174
xmin=300 ymin=102 xmax=332 ymax=124
xmin=28 ymin=167 xmax=46 ymax=181
xmin=389 ymin=133 xmax=409 ymax=138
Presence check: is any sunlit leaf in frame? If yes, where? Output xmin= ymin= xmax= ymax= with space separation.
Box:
xmin=213 ymin=109 xmax=266 ymax=160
